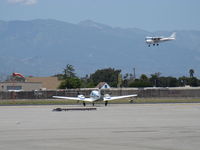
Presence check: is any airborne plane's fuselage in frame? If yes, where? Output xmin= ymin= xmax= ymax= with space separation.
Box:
xmin=145 ymin=32 xmax=176 ymax=46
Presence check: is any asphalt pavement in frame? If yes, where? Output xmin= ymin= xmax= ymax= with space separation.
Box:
xmin=0 ymin=104 xmax=200 ymax=150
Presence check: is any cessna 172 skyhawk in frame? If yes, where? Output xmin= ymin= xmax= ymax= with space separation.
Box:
xmin=53 ymin=90 xmax=137 ymax=106
xmin=145 ymin=32 xmax=176 ymax=47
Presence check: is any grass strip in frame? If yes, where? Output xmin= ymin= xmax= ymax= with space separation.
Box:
xmin=0 ymin=98 xmax=200 ymax=105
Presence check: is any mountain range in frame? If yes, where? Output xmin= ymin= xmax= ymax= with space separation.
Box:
xmin=0 ymin=19 xmax=200 ymax=78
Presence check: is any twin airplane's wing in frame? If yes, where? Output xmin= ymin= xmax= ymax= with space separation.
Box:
xmin=53 ymin=94 xmax=138 ymax=103
xmin=52 ymin=96 xmax=94 ymax=102
xmin=103 ymin=94 xmax=137 ymax=101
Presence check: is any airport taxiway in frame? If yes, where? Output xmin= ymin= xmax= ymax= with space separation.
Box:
xmin=0 ymin=103 xmax=200 ymax=150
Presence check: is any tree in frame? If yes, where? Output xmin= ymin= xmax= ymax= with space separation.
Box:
xmin=189 ymin=69 xmax=195 ymax=78
xmin=159 ymin=77 xmax=178 ymax=87
xmin=128 ymin=79 xmax=152 ymax=87
xmin=189 ymin=77 xmax=199 ymax=87
xmin=90 ymin=68 xmax=121 ymax=87
xmin=140 ymin=74 xmax=148 ymax=81
xmin=122 ymin=73 xmax=129 ymax=87
xmin=63 ymin=64 xmax=76 ymax=79
xmin=58 ymin=64 xmax=82 ymax=89
xmin=128 ymin=74 xmax=152 ymax=87
xmin=178 ymin=76 xmax=189 ymax=86
xmin=150 ymin=72 xmax=161 ymax=87
xmin=59 ymin=77 xmax=81 ymax=89
xmin=80 ymin=74 xmax=95 ymax=88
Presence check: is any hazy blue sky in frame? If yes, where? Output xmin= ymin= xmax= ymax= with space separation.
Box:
xmin=0 ymin=0 xmax=200 ymax=31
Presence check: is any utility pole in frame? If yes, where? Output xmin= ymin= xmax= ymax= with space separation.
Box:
xmin=117 ymin=73 xmax=122 ymax=88
xmin=133 ymin=68 xmax=136 ymax=80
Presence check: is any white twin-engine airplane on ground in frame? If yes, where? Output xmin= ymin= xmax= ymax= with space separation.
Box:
xmin=53 ymin=90 xmax=137 ymax=106
xmin=145 ymin=32 xmax=176 ymax=47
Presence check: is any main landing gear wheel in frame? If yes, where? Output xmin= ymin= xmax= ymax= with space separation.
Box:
xmin=105 ymin=101 xmax=108 ymax=106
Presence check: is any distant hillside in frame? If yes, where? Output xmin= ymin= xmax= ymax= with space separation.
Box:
xmin=0 ymin=19 xmax=200 ymax=77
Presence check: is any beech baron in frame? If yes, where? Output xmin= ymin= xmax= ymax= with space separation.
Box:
xmin=53 ymin=90 xmax=137 ymax=106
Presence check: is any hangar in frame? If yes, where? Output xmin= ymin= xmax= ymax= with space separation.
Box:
xmin=0 ymin=82 xmax=42 ymax=91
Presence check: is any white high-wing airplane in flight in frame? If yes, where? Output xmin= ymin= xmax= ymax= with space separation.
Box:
xmin=53 ymin=90 xmax=137 ymax=106
xmin=145 ymin=32 xmax=176 ymax=47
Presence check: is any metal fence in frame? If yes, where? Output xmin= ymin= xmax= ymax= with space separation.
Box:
xmin=0 ymin=88 xmax=200 ymax=100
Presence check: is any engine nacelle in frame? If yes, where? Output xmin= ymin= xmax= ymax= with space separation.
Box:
xmin=78 ymin=95 xmax=85 ymax=100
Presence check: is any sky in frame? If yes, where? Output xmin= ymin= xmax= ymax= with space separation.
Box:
xmin=0 ymin=0 xmax=200 ymax=32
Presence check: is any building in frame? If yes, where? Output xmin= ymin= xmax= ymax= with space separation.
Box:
xmin=96 ymin=82 xmax=111 ymax=89
xmin=0 ymin=82 xmax=42 ymax=91
xmin=26 ymin=77 xmax=61 ymax=90
xmin=0 ymin=76 xmax=61 ymax=91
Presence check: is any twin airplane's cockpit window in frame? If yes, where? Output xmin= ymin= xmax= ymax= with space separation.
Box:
xmin=91 ymin=91 xmax=100 ymax=98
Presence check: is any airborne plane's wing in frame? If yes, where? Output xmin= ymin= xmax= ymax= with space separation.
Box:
xmin=52 ymin=96 xmax=94 ymax=102
xmin=103 ymin=94 xmax=137 ymax=101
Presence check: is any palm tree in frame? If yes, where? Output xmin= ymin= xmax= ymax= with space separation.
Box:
xmin=189 ymin=69 xmax=194 ymax=78
xmin=150 ymin=72 xmax=161 ymax=87
xmin=140 ymin=74 xmax=148 ymax=81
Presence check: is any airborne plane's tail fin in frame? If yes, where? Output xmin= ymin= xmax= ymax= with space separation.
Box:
xmin=170 ymin=32 xmax=176 ymax=39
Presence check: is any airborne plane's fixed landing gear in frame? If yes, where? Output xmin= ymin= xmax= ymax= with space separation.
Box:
xmin=148 ymin=43 xmax=159 ymax=47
